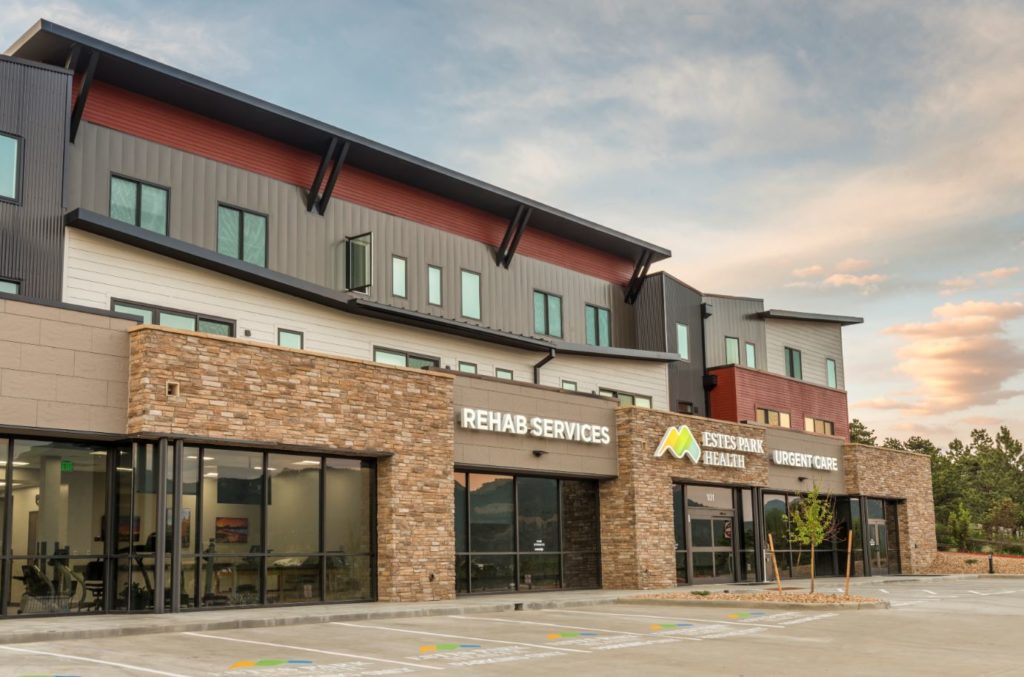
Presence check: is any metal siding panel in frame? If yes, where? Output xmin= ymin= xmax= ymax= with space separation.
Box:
xmin=659 ymin=275 xmax=706 ymax=415
xmin=765 ymin=318 xmax=845 ymax=388
xmin=702 ymin=295 xmax=766 ymax=368
xmin=0 ymin=59 xmax=70 ymax=300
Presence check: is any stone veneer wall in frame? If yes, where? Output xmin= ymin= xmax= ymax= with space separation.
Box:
xmin=601 ymin=407 xmax=769 ymax=589
xmin=127 ymin=326 xmax=456 ymax=602
xmin=843 ymin=443 xmax=937 ymax=573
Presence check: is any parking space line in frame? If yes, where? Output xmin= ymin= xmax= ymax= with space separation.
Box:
xmin=548 ymin=609 xmax=786 ymax=629
xmin=923 ymin=590 xmax=937 ymax=595
xmin=183 ymin=632 xmax=442 ymax=671
xmin=0 ymin=645 xmax=191 ymax=677
xmin=331 ymin=621 xmax=591 ymax=653
xmin=448 ymin=614 xmax=697 ymax=639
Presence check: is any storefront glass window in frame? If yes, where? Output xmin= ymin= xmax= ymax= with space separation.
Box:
xmin=673 ymin=484 xmax=687 ymax=585
xmin=470 ymin=474 xmax=514 ymax=552
xmin=112 ymin=444 xmax=159 ymax=611
xmin=323 ymin=458 xmax=374 ymax=602
xmin=518 ymin=477 xmax=558 ymax=553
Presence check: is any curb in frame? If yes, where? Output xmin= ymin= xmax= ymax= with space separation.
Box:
xmin=616 ymin=598 xmax=890 ymax=611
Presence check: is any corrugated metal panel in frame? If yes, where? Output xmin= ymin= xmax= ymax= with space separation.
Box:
xmin=0 ymin=58 xmax=69 ymax=299
xmin=764 ymin=318 xmax=845 ymax=388
xmin=70 ymin=124 xmax=639 ymax=346
xmin=633 ymin=272 xmax=666 ymax=352
xmin=662 ymin=275 xmax=706 ymax=415
xmin=702 ymin=295 xmax=766 ymax=368
xmin=76 ymin=80 xmax=634 ymax=285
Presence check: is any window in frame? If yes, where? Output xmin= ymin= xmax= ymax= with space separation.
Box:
xmin=675 ymin=323 xmax=689 ymax=359
xmin=585 ymin=305 xmax=611 ymax=347
xmin=756 ymin=407 xmax=791 ymax=428
xmin=495 ymin=368 xmax=514 ymax=380
xmin=427 ymin=265 xmax=443 ymax=305
xmin=0 ymin=279 xmax=19 ymax=294
xmin=112 ymin=300 xmax=234 ymax=336
xmin=461 ymin=270 xmax=481 ymax=319
xmin=826 ymin=358 xmax=838 ymax=388
xmin=561 ymin=380 xmax=577 ymax=392
xmin=785 ymin=347 xmax=803 ymax=379
xmin=600 ymin=388 xmax=653 ymax=408
xmin=373 ymin=347 xmax=439 ymax=369
xmin=277 ymin=329 xmax=303 ymax=349
xmin=745 ymin=342 xmax=756 ymax=368
xmin=725 ymin=337 xmax=740 ymax=365
xmin=533 ymin=291 xmax=563 ymax=338
xmin=217 ymin=205 xmax=266 ymax=266
xmin=346 ymin=233 xmax=372 ymax=291
xmin=0 ymin=132 xmax=21 ymax=201
xmin=805 ymin=417 xmax=836 ymax=436
xmin=110 ymin=176 xmax=168 ymax=234
xmin=458 ymin=361 xmax=478 ymax=374
xmin=677 ymin=401 xmax=695 ymax=415
xmin=391 ymin=256 xmax=407 ymax=298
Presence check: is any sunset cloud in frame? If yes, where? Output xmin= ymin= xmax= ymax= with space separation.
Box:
xmin=939 ymin=266 xmax=1020 ymax=296
xmin=823 ymin=273 xmax=888 ymax=290
xmin=978 ymin=266 xmax=1020 ymax=281
xmin=792 ymin=264 xmax=824 ymax=278
xmin=834 ymin=258 xmax=873 ymax=273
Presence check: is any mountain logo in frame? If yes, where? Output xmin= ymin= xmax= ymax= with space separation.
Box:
xmin=654 ymin=425 xmax=701 ymax=463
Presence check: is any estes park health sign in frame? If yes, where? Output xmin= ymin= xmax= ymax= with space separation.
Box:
xmin=654 ymin=425 xmax=763 ymax=469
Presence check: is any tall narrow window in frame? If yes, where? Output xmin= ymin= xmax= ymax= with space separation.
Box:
xmin=110 ymin=176 xmax=168 ymax=234
xmin=745 ymin=342 xmax=756 ymax=368
xmin=785 ymin=347 xmax=803 ymax=379
xmin=461 ymin=270 xmax=481 ymax=319
xmin=428 ymin=265 xmax=443 ymax=305
xmin=534 ymin=291 xmax=563 ymax=338
xmin=391 ymin=256 xmax=407 ymax=298
xmin=346 ymin=233 xmax=372 ymax=291
xmin=675 ymin=323 xmax=689 ymax=359
xmin=725 ymin=337 xmax=740 ymax=365
xmin=0 ymin=132 xmax=21 ymax=201
xmin=585 ymin=305 xmax=611 ymax=346
xmin=826 ymin=358 xmax=838 ymax=388
xmin=0 ymin=279 xmax=19 ymax=294
xmin=278 ymin=329 xmax=304 ymax=349
xmin=217 ymin=205 xmax=266 ymax=266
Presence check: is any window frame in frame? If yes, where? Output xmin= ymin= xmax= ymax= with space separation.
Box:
xmin=458 ymin=361 xmax=478 ymax=374
xmin=0 ymin=130 xmax=24 ymax=205
xmin=372 ymin=346 xmax=440 ymax=369
xmin=826 ymin=358 xmax=838 ymax=389
xmin=561 ymin=380 xmax=577 ymax=392
xmin=495 ymin=368 xmax=514 ymax=380
xmin=805 ymin=417 xmax=836 ymax=436
xmin=217 ymin=203 xmax=269 ymax=267
xmin=427 ymin=265 xmax=443 ymax=306
xmin=391 ymin=255 xmax=408 ymax=299
xmin=460 ymin=269 xmax=482 ymax=320
xmin=277 ymin=328 xmax=304 ymax=349
xmin=756 ymin=407 xmax=791 ymax=428
xmin=109 ymin=173 xmax=170 ymax=235
xmin=533 ymin=289 xmax=564 ymax=338
xmin=600 ymin=388 xmax=653 ymax=408
xmin=725 ymin=336 xmax=740 ymax=365
xmin=675 ymin=322 xmax=689 ymax=360
xmin=784 ymin=347 xmax=803 ymax=380
xmin=345 ymin=232 xmax=373 ymax=292
xmin=744 ymin=342 xmax=756 ymax=368
xmin=0 ymin=277 xmax=20 ymax=295
xmin=585 ymin=303 xmax=611 ymax=347
xmin=110 ymin=298 xmax=236 ymax=336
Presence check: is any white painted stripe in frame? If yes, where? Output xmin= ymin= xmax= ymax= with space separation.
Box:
xmin=969 ymin=590 xmax=982 ymax=595
xmin=879 ymin=589 xmax=889 ymax=594
xmin=448 ymin=614 xmax=700 ymax=640
xmin=923 ymin=590 xmax=937 ymax=595
xmin=183 ymin=632 xmax=441 ymax=671
xmin=0 ymin=645 xmax=190 ymax=677
xmin=331 ymin=621 xmax=590 ymax=653
xmin=547 ymin=608 xmax=785 ymax=629
xmin=890 ymin=601 xmax=924 ymax=607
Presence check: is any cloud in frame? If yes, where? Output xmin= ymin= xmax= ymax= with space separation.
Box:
xmin=883 ymin=300 xmax=1024 ymax=413
xmin=792 ymin=264 xmax=824 ymax=278
xmin=978 ymin=266 xmax=1020 ymax=281
xmin=834 ymin=258 xmax=873 ymax=273
xmin=823 ymin=273 xmax=888 ymax=290
xmin=939 ymin=266 xmax=1020 ymax=295
xmin=784 ymin=260 xmax=888 ymax=294
xmin=940 ymin=276 xmax=977 ymax=296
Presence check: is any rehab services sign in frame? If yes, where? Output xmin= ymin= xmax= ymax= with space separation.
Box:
xmin=459 ymin=407 xmax=612 ymax=446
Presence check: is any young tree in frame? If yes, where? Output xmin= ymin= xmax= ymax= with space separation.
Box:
xmin=947 ymin=501 xmax=972 ymax=551
xmin=849 ymin=419 xmax=877 ymax=446
xmin=785 ymin=484 xmax=838 ymax=593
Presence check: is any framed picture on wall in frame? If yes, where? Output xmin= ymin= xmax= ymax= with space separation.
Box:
xmin=215 ymin=517 xmax=248 ymax=544
xmin=166 ymin=508 xmax=191 ymax=547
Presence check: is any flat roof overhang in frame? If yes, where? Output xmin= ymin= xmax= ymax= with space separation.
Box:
xmin=11 ymin=20 xmax=672 ymax=266
xmin=757 ymin=309 xmax=864 ymax=326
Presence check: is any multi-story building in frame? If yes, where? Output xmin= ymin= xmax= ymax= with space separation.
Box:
xmin=0 ymin=20 xmax=936 ymax=619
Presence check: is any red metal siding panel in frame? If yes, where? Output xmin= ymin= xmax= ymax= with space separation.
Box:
xmin=708 ymin=365 xmax=851 ymax=440
xmin=75 ymin=79 xmax=634 ymax=285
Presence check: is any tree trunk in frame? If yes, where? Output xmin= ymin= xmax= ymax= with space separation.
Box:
xmin=810 ymin=543 xmax=816 ymax=594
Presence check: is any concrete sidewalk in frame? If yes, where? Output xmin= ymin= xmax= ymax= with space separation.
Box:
xmin=0 ymin=575 xmax=939 ymax=645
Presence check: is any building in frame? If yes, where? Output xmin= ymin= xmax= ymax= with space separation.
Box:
xmin=0 ymin=20 xmax=936 ymax=618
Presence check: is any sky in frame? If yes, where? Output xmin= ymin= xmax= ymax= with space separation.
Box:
xmin=3 ymin=1 xmax=1022 ymax=446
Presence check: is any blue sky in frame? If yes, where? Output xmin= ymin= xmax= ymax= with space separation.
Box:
xmin=4 ymin=1 xmax=1022 ymax=445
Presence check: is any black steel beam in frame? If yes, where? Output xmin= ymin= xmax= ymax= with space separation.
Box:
xmin=306 ymin=137 xmax=338 ymax=212
xmin=64 ymin=43 xmax=81 ymax=71
xmin=502 ymin=206 xmax=531 ymax=268
xmin=496 ymin=205 xmax=525 ymax=265
xmin=69 ymin=49 xmax=99 ymax=144
xmin=316 ymin=140 xmax=350 ymax=215
xmin=624 ymin=250 xmax=653 ymax=304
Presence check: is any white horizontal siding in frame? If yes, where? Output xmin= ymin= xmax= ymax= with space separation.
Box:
xmin=765 ymin=318 xmax=845 ymax=389
xmin=63 ymin=229 xmax=670 ymax=405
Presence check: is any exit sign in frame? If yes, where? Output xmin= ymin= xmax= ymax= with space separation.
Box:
xmin=60 ymin=459 xmax=73 ymax=472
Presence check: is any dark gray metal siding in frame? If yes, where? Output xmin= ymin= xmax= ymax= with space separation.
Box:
xmin=0 ymin=57 xmax=69 ymax=300
xmin=662 ymin=275 xmax=705 ymax=415
xmin=702 ymin=294 xmax=767 ymax=369
xmin=634 ymin=272 xmax=666 ymax=352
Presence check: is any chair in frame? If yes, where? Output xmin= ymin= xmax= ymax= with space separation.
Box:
xmin=83 ymin=560 xmax=106 ymax=611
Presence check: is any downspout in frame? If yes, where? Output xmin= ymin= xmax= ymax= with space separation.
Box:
xmin=533 ymin=348 xmax=556 ymax=385
xmin=701 ymin=301 xmax=713 ymax=417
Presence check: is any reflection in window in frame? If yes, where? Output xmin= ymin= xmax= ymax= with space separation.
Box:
xmin=217 ymin=205 xmax=267 ymax=267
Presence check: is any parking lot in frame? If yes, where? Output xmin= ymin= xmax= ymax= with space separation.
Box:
xmin=2 ymin=577 xmax=1023 ymax=676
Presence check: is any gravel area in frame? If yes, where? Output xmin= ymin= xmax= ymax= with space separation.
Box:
xmin=923 ymin=551 xmax=1024 ymax=575
xmin=634 ymin=590 xmax=880 ymax=604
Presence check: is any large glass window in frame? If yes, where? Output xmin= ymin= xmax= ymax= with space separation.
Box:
xmin=112 ymin=300 xmax=234 ymax=337
xmin=346 ymin=233 xmax=372 ymax=291
xmin=585 ymin=305 xmax=611 ymax=347
xmin=427 ymin=265 xmax=442 ymax=305
xmin=675 ymin=323 xmax=689 ymax=359
xmin=826 ymin=358 xmax=838 ymax=388
xmin=461 ymin=270 xmax=481 ymax=319
xmin=110 ymin=176 xmax=168 ymax=235
xmin=217 ymin=205 xmax=267 ymax=267
xmin=0 ymin=132 xmax=19 ymax=201
xmin=533 ymin=291 xmax=562 ymax=338
xmin=267 ymin=454 xmax=320 ymax=604
xmin=725 ymin=337 xmax=740 ymax=365
xmin=785 ymin=347 xmax=803 ymax=379
xmin=324 ymin=458 xmax=373 ymax=602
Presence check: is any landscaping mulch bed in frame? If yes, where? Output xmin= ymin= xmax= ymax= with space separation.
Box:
xmin=634 ymin=591 xmax=880 ymax=604
xmin=922 ymin=551 xmax=1024 ymax=575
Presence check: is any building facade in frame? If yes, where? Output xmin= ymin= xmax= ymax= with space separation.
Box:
xmin=0 ymin=20 xmax=936 ymax=618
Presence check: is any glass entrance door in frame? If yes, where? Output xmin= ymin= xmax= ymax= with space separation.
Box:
xmin=689 ymin=511 xmax=735 ymax=583
xmin=868 ymin=521 xmax=888 ymax=575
